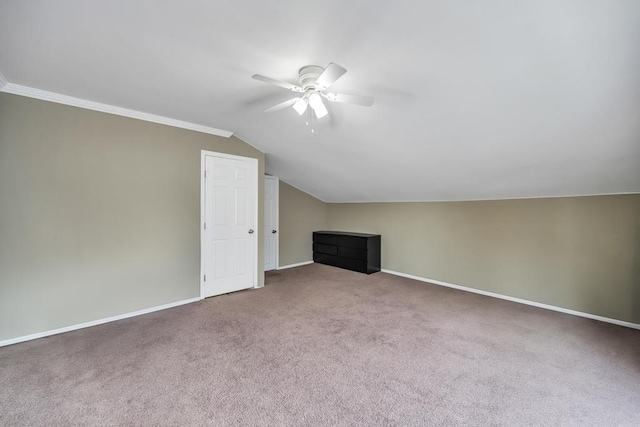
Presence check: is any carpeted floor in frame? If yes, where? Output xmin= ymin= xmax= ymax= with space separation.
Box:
xmin=1 ymin=263 xmax=639 ymax=426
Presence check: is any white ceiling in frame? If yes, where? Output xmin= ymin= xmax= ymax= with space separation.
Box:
xmin=1 ymin=0 xmax=639 ymax=202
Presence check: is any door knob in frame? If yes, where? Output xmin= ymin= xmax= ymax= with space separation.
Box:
xmin=248 ymin=229 xmax=254 ymax=234
xmin=272 ymin=230 xmax=277 ymax=234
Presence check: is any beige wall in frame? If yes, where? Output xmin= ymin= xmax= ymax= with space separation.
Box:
xmin=278 ymin=181 xmax=328 ymax=267
xmin=328 ymin=195 xmax=640 ymax=324
xmin=0 ymin=92 xmax=265 ymax=342
xmin=2 ymin=92 xmax=637 ymax=343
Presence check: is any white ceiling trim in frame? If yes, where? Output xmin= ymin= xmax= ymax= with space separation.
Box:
xmin=0 ymin=81 xmax=233 ymax=138
xmin=325 ymin=191 xmax=640 ymax=204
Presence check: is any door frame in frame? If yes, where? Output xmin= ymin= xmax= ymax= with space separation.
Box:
xmin=264 ymin=175 xmax=280 ymax=270
xmin=200 ymin=150 xmax=259 ymax=299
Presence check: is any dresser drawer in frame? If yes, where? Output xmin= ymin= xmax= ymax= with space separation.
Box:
xmin=337 ymin=235 xmax=367 ymax=249
xmin=313 ymin=252 xmax=339 ymax=266
xmin=313 ymin=242 xmax=338 ymax=256
xmin=338 ymin=246 xmax=367 ymax=260
xmin=313 ymin=232 xmax=338 ymax=245
xmin=336 ymin=256 xmax=367 ymax=273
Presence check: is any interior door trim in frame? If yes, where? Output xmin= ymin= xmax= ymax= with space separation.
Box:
xmin=200 ymin=150 xmax=259 ymax=299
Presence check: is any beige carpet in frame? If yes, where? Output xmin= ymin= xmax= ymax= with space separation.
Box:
xmin=1 ymin=263 xmax=639 ymax=425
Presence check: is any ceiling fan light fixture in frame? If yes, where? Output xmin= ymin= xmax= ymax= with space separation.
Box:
xmin=292 ymin=98 xmax=308 ymax=115
xmin=314 ymin=103 xmax=328 ymax=119
xmin=309 ymin=92 xmax=328 ymax=119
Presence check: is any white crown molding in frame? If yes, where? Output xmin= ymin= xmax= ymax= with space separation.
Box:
xmin=381 ymin=269 xmax=640 ymax=330
xmin=325 ymin=192 xmax=640 ymax=204
xmin=0 ymin=82 xmax=233 ymax=138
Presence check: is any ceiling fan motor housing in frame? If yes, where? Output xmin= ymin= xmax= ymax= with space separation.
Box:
xmin=298 ymin=65 xmax=324 ymax=91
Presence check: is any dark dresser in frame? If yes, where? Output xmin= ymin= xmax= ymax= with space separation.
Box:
xmin=313 ymin=231 xmax=381 ymax=274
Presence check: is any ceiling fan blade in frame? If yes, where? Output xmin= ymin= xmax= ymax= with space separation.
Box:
xmin=315 ymin=63 xmax=347 ymax=90
xmin=252 ymin=74 xmax=303 ymax=92
xmin=324 ymin=92 xmax=374 ymax=107
xmin=264 ymin=98 xmax=300 ymax=113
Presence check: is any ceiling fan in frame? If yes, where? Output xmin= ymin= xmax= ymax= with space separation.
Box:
xmin=252 ymin=63 xmax=374 ymax=120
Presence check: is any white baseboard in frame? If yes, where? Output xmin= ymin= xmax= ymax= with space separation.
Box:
xmin=277 ymin=261 xmax=314 ymax=270
xmin=0 ymin=297 xmax=201 ymax=348
xmin=381 ymin=269 xmax=640 ymax=330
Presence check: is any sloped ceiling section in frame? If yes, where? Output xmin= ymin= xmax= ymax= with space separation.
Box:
xmin=1 ymin=0 xmax=638 ymax=202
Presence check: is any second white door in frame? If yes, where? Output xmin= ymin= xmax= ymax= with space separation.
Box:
xmin=264 ymin=176 xmax=279 ymax=271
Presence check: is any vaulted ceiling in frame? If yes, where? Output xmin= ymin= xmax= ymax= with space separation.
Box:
xmin=1 ymin=0 xmax=639 ymax=202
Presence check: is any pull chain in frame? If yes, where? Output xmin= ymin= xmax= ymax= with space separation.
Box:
xmin=304 ymin=105 xmax=315 ymax=133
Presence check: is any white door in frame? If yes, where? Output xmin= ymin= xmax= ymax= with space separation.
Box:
xmin=202 ymin=152 xmax=257 ymax=298
xmin=264 ymin=176 xmax=279 ymax=271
